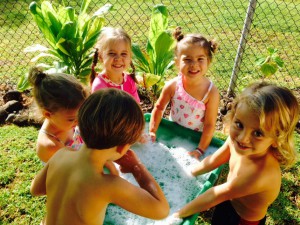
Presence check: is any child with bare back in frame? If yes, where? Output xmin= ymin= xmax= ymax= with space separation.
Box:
xmin=167 ymin=82 xmax=299 ymax=225
xmin=30 ymin=88 xmax=170 ymax=225
xmin=28 ymin=67 xmax=88 ymax=163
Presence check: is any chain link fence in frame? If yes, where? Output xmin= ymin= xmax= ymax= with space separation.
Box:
xmin=1 ymin=0 xmax=299 ymax=95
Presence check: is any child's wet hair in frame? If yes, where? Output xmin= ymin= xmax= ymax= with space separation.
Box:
xmin=78 ymin=88 xmax=145 ymax=149
xmin=173 ymin=26 xmax=218 ymax=62
xmin=28 ymin=67 xmax=88 ymax=113
xmin=225 ymin=82 xmax=299 ymax=168
xmin=90 ymin=27 xmax=137 ymax=85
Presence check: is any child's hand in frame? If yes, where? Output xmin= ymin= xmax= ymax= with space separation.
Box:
xmin=115 ymin=149 xmax=140 ymax=173
xmin=188 ymin=149 xmax=201 ymax=159
xmin=149 ymin=132 xmax=156 ymax=142
xmin=138 ymin=133 xmax=150 ymax=144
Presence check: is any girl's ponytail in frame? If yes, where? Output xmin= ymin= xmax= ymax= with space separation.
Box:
xmin=90 ymin=48 xmax=99 ymax=86
xmin=173 ymin=26 xmax=184 ymax=42
xmin=28 ymin=67 xmax=47 ymax=87
xmin=129 ymin=62 xmax=138 ymax=83
xmin=209 ymin=40 xmax=218 ymax=54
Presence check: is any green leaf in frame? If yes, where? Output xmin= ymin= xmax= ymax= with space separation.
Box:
xmin=17 ymin=74 xmax=30 ymax=91
xmin=154 ymin=31 xmax=175 ymax=74
xmin=80 ymin=57 xmax=93 ymax=69
xmin=92 ymin=3 xmax=113 ymax=17
xmin=144 ymin=73 xmax=161 ymax=88
xmin=30 ymin=12 xmax=56 ymax=48
xmin=41 ymin=1 xmax=57 ymax=26
xmin=272 ymin=56 xmax=284 ymax=68
xmin=80 ymin=0 xmax=92 ymax=15
xmin=267 ymin=47 xmax=277 ymax=55
xmin=85 ymin=17 xmax=104 ymax=43
xmin=255 ymin=56 xmax=266 ymax=66
xmin=56 ymin=42 xmax=71 ymax=56
xmin=29 ymin=2 xmax=39 ymax=15
xmin=66 ymin=6 xmax=75 ymax=22
xmin=79 ymin=68 xmax=92 ymax=77
xmin=260 ymin=63 xmax=278 ymax=77
xmin=57 ymin=22 xmax=77 ymax=41
xmin=47 ymin=10 xmax=62 ymax=37
xmin=149 ymin=4 xmax=168 ymax=49
xmin=132 ymin=43 xmax=150 ymax=70
xmin=82 ymin=35 xmax=100 ymax=55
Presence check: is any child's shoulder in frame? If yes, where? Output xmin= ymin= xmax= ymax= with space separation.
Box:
xmin=164 ymin=77 xmax=178 ymax=87
xmin=37 ymin=132 xmax=59 ymax=151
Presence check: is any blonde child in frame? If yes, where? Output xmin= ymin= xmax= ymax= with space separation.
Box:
xmin=149 ymin=27 xmax=220 ymax=158
xmin=28 ymin=67 xmax=88 ymax=163
xmin=90 ymin=27 xmax=140 ymax=102
xmin=30 ymin=88 xmax=169 ymax=225
xmin=169 ymin=82 xmax=299 ymax=225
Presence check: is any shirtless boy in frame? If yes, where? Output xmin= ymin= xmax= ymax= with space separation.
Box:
xmin=169 ymin=82 xmax=299 ymax=225
xmin=30 ymin=89 xmax=169 ymax=225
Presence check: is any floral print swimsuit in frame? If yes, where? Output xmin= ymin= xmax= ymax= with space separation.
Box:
xmin=170 ymin=75 xmax=213 ymax=132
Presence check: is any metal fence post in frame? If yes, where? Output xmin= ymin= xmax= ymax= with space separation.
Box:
xmin=227 ymin=0 xmax=257 ymax=96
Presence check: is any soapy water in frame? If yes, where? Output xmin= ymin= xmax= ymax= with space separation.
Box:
xmin=104 ymin=128 xmax=218 ymax=225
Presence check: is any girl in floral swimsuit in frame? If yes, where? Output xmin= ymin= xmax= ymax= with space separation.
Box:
xmin=149 ymin=27 xmax=220 ymax=158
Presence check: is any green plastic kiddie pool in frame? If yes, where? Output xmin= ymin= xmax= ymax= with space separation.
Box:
xmin=104 ymin=113 xmax=224 ymax=225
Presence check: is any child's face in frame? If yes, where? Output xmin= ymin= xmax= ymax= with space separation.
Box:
xmin=176 ymin=44 xmax=210 ymax=78
xmin=229 ymin=102 xmax=277 ymax=158
xmin=100 ymin=39 xmax=131 ymax=77
xmin=48 ymin=108 xmax=79 ymax=132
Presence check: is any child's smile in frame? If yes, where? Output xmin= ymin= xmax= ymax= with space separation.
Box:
xmin=230 ymin=102 xmax=277 ymax=158
xmin=177 ymin=44 xmax=209 ymax=78
xmin=101 ymin=39 xmax=131 ymax=77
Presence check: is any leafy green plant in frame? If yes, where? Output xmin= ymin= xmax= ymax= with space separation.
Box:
xmin=17 ymin=0 xmax=113 ymax=91
xmin=255 ymin=47 xmax=284 ymax=78
xmin=132 ymin=4 xmax=175 ymax=101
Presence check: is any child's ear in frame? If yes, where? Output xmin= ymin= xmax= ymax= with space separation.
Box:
xmin=42 ymin=110 xmax=52 ymax=119
xmin=271 ymin=142 xmax=278 ymax=148
xmin=175 ymin=57 xmax=179 ymax=67
xmin=116 ymin=144 xmax=130 ymax=154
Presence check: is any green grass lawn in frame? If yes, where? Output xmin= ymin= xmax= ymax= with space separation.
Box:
xmin=0 ymin=125 xmax=299 ymax=224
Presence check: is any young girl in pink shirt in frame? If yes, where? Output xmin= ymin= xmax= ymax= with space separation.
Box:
xmin=90 ymin=27 xmax=140 ymax=102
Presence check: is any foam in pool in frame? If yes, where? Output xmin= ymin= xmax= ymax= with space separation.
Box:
xmin=104 ymin=129 xmax=218 ymax=225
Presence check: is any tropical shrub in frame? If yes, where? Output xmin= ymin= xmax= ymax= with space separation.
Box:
xmin=132 ymin=4 xmax=175 ymax=102
xmin=18 ymin=0 xmax=112 ymax=91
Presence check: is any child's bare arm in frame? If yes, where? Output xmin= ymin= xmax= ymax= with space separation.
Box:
xmin=115 ymin=150 xmax=161 ymax=199
xmin=196 ymin=86 xmax=220 ymax=153
xmin=30 ymin=163 xmax=49 ymax=196
xmin=149 ymin=81 xmax=175 ymax=141
xmin=114 ymin=150 xmax=169 ymax=218
xmin=175 ymin=164 xmax=269 ymax=219
xmin=174 ymin=182 xmax=231 ymax=218
xmin=36 ymin=137 xmax=64 ymax=163
xmin=191 ymin=138 xmax=230 ymax=176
